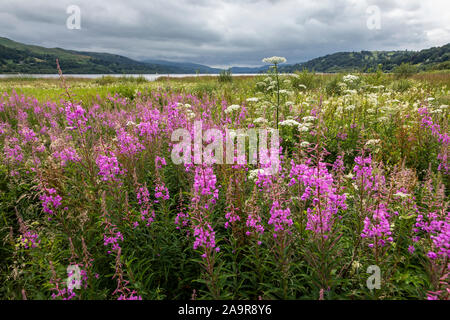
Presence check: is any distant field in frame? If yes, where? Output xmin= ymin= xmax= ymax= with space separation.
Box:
xmin=0 ymin=71 xmax=449 ymax=101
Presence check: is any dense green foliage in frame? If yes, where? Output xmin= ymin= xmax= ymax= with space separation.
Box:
xmin=283 ymin=44 xmax=450 ymax=73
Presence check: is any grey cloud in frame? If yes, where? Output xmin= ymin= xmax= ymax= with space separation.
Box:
xmin=0 ymin=0 xmax=449 ymax=67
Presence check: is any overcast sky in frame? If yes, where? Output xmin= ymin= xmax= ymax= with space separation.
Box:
xmin=1 ymin=0 xmax=449 ymax=67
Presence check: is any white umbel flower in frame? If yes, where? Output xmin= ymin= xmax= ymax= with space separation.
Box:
xmin=302 ymin=116 xmax=317 ymax=122
xmin=186 ymin=110 xmax=196 ymax=120
xmin=300 ymin=141 xmax=310 ymax=147
xmin=248 ymin=169 xmax=265 ymax=181
xmin=262 ymin=56 xmax=287 ymax=64
xmin=279 ymin=119 xmax=300 ymax=127
xmin=394 ymin=191 xmax=410 ymax=198
xmin=365 ymin=139 xmax=381 ymax=147
xmin=253 ymin=117 xmax=268 ymax=124
xmin=343 ymin=74 xmax=359 ymax=83
xmin=298 ymin=124 xmax=310 ymax=132
xmin=224 ymin=104 xmax=241 ymax=114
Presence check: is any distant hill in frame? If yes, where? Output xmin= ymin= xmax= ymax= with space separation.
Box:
xmin=0 ymin=37 xmax=185 ymax=74
xmin=0 ymin=37 xmax=265 ymax=74
xmin=141 ymin=59 xmax=222 ymax=74
xmin=142 ymin=60 xmax=273 ymax=74
xmin=0 ymin=36 xmax=448 ymax=74
xmin=281 ymin=44 xmax=450 ymax=73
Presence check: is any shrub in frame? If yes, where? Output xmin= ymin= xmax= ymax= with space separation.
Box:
xmin=291 ymin=69 xmax=318 ymax=90
xmin=325 ymin=76 xmax=343 ymax=96
xmin=393 ymin=63 xmax=418 ymax=79
xmin=392 ymin=79 xmax=412 ymax=92
xmin=218 ymin=69 xmax=233 ymax=83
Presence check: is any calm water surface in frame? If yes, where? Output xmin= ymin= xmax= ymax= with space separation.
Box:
xmin=0 ymin=74 xmax=259 ymax=81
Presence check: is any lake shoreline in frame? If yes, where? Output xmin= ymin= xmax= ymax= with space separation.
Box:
xmin=0 ymin=73 xmax=262 ymax=81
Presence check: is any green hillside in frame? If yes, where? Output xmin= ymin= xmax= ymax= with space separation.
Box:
xmin=0 ymin=37 xmax=179 ymax=74
xmin=1 ymin=37 xmax=449 ymax=74
xmin=282 ymin=44 xmax=450 ymax=73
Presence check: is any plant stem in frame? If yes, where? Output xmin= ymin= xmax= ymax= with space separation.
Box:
xmin=275 ymin=63 xmax=280 ymax=129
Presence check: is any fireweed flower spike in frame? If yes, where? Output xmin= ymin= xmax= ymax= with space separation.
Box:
xmin=417 ymin=107 xmax=449 ymax=174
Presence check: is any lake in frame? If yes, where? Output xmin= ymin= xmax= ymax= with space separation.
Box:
xmin=0 ymin=74 xmax=259 ymax=81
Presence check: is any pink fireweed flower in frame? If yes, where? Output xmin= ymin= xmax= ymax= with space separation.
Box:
xmin=192 ymin=165 xmax=219 ymax=209
xmin=17 ymin=110 xmax=28 ymax=122
xmin=103 ymin=225 xmax=124 ymax=254
xmin=154 ymin=183 xmax=170 ymax=202
xmin=65 ymin=103 xmax=89 ymax=132
xmin=417 ymin=107 xmax=449 ymax=174
xmin=268 ymin=201 xmax=293 ymax=238
xmin=224 ymin=179 xmax=241 ymax=229
xmin=20 ymin=231 xmax=40 ymax=249
xmin=0 ymin=122 xmax=10 ymax=135
xmin=39 ymin=188 xmax=62 ymax=216
xmin=153 ymin=156 xmax=169 ymax=202
xmin=35 ymin=144 xmax=46 ymax=153
xmin=361 ymin=203 xmax=393 ymax=248
xmin=332 ymin=155 xmax=345 ymax=177
xmin=193 ymin=223 xmax=217 ymax=251
xmin=116 ymin=127 xmax=145 ymax=157
xmin=429 ymin=220 xmax=450 ymax=258
xmin=289 ymin=160 xmax=347 ymax=237
xmin=96 ymin=153 xmax=126 ymax=182
xmin=225 ymin=206 xmax=241 ymax=229
xmin=417 ymin=107 xmax=445 ymax=139
xmin=52 ymin=147 xmax=81 ymax=167
xmin=51 ymin=287 xmax=76 ymax=300
xmin=155 ymin=156 xmax=167 ymax=169
xmin=426 ymin=293 xmax=440 ymax=300
xmin=136 ymin=121 xmax=159 ymax=141
xmin=337 ymin=132 xmax=348 ymax=140
xmin=415 ymin=210 xmax=450 ymax=259
xmin=4 ymin=144 xmax=23 ymax=164
xmin=189 ymin=165 xmax=220 ymax=255
xmin=175 ymin=209 xmax=189 ymax=230
xmin=118 ymin=292 xmax=143 ymax=300
xmin=244 ymin=185 xmax=264 ymax=238
xmin=136 ymin=185 xmax=156 ymax=226
xmin=136 ymin=186 xmax=150 ymax=205
xmin=254 ymin=168 xmax=274 ymax=191
xmin=245 ymin=213 xmax=264 ymax=236
xmin=20 ymin=126 xmax=38 ymax=143
xmin=353 ymin=156 xmax=376 ymax=191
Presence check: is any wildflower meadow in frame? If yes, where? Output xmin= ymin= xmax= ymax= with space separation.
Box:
xmin=0 ymin=62 xmax=448 ymax=300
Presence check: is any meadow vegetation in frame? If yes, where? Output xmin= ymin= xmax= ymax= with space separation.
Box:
xmin=0 ymin=69 xmax=448 ymax=300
